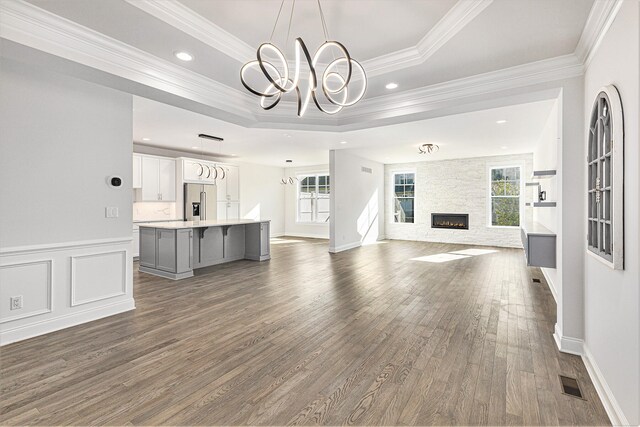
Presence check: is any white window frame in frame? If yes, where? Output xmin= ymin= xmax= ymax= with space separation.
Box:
xmin=586 ymin=84 xmax=624 ymax=270
xmin=391 ymin=170 xmax=416 ymax=224
xmin=487 ymin=164 xmax=524 ymax=228
xmin=296 ymin=173 xmax=330 ymax=224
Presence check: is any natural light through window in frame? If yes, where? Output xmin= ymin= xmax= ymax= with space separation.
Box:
xmin=411 ymin=247 xmax=499 ymax=263
xmin=490 ymin=166 xmax=521 ymax=227
xmin=297 ymin=174 xmax=330 ymax=223
xmin=393 ymin=172 xmax=415 ymax=223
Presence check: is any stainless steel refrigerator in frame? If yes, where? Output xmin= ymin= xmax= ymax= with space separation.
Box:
xmin=184 ymin=183 xmax=217 ymax=221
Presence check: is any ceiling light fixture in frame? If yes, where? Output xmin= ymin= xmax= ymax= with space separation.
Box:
xmin=174 ymin=51 xmax=193 ymax=62
xmin=142 ymin=137 xmax=151 ymax=141
xmin=496 ymin=120 xmax=507 ymax=124
xmin=385 ymin=82 xmax=398 ymax=90
xmin=240 ymin=0 xmax=366 ymax=117
xmin=340 ymin=141 xmax=347 ymax=144
xmin=418 ymin=143 xmax=439 ymax=154
xmin=281 ymin=159 xmax=298 ymax=184
xmin=198 ymin=133 xmax=224 ymax=141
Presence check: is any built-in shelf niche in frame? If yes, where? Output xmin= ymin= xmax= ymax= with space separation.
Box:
xmin=527 ymin=170 xmax=557 ymax=207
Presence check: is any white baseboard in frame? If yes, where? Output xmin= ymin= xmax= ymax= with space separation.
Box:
xmin=270 ymin=231 xmax=285 ymax=238
xmin=540 ymin=267 xmax=557 ymax=302
xmin=283 ymin=232 xmax=329 ymax=240
xmin=0 ymin=298 xmax=135 ymax=346
xmin=553 ymin=323 xmax=584 ymax=356
xmin=582 ymin=345 xmax=630 ymax=426
xmin=329 ymin=241 xmax=362 ymax=253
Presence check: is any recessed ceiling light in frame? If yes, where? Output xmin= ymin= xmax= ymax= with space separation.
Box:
xmin=284 ymin=134 xmax=291 ymax=138
xmin=174 ymin=51 xmax=193 ymax=62
xmin=501 ymin=146 xmax=508 ymax=149
xmin=192 ymin=146 xmax=199 ymax=149
xmin=385 ymin=82 xmax=398 ymax=90
xmin=340 ymin=141 xmax=347 ymax=144
xmin=142 ymin=137 xmax=151 ymax=141
xmin=496 ymin=120 xmax=507 ymax=124
xmin=231 ymin=154 xmax=237 ymax=156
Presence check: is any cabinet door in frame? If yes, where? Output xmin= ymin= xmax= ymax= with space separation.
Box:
xmin=216 ymin=170 xmax=227 ymax=201
xmin=156 ymin=229 xmax=177 ymax=272
xmin=224 ymin=225 xmax=245 ymax=260
xmin=133 ymin=155 xmax=142 ymax=189
xmin=141 ymin=157 xmax=160 ymax=201
xmin=176 ymin=229 xmax=193 ymax=273
xmin=159 ymin=158 xmax=175 ymax=201
xmin=217 ymin=202 xmax=227 ymax=220
xmin=196 ymin=227 xmax=224 ymax=267
xmin=225 ymin=165 xmax=239 ymax=201
xmin=139 ymin=228 xmax=157 ymax=267
xmin=226 ymin=202 xmax=240 ymax=220
xmin=260 ymin=222 xmax=270 ymax=256
xmin=183 ymin=160 xmax=204 ymax=182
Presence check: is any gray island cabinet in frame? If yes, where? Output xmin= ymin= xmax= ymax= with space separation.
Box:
xmin=138 ymin=220 xmax=270 ymax=280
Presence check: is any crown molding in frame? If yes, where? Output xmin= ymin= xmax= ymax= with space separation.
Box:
xmin=339 ymin=54 xmax=584 ymax=123
xmin=575 ymin=0 xmax=624 ymax=67
xmin=124 ymin=0 xmax=254 ymax=63
xmin=362 ymin=0 xmax=493 ymax=77
xmin=0 ymin=0 xmax=255 ymax=119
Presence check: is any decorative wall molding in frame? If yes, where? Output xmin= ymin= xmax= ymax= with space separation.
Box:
xmin=124 ymin=0 xmax=254 ymax=63
xmin=575 ymin=0 xmax=624 ymax=68
xmin=0 ymin=260 xmax=52 ymax=323
xmin=0 ymin=238 xmax=134 ymax=346
xmin=582 ymin=345 xmax=630 ymax=426
xmin=0 ymin=236 xmax=132 ymax=255
xmin=70 ymin=250 xmax=127 ymax=306
xmin=0 ymin=0 xmax=254 ymax=119
xmin=363 ymin=0 xmax=494 ymax=77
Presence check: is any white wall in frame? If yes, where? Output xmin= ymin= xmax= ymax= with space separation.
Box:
xmin=582 ymin=2 xmax=639 ymax=425
xmin=329 ymin=150 xmax=385 ymax=252
xmin=0 ymin=58 xmax=135 ymax=344
xmin=238 ymin=162 xmax=285 ymax=236
xmin=533 ymin=100 xmax=560 ymax=297
xmin=284 ymin=164 xmax=330 ymax=239
xmin=385 ymin=154 xmax=533 ymax=248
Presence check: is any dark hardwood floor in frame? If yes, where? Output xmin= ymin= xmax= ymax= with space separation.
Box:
xmin=0 ymin=238 xmax=610 ymax=425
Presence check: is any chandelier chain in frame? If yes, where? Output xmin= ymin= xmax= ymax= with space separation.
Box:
xmin=316 ymin=0 xmax=329 ymax=40
xmin=269 ymin=0 xmax=287 ymax=41
xmin=286 ymin=0 xmax=296 ymax=47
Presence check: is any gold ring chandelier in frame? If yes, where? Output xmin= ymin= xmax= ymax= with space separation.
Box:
xmin=240 ymin=0 xmax=367 ymax=117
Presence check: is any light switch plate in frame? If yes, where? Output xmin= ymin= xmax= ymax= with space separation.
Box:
xmin=105 ymin=207 xmax=119 ymax=218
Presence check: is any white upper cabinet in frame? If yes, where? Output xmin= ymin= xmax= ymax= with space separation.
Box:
xmin=182 ymin=158 xmax=216 ymax=184
xmin=133 ymin=154 xmax=142 ymax=189
xmin=139 ymin=155 xmax=176 ymax=201
xmin=217 ymin=164 xmax=239 ymax=202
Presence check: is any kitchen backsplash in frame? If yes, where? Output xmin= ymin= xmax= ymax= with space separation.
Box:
xmin=133 ymin=202 xmax=179 ymax=221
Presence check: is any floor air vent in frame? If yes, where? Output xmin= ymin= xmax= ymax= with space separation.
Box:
xmin=532 ymin=278 xmax=541 ymax=283
xmin=559 ymin=375 xmax=584 ymax=399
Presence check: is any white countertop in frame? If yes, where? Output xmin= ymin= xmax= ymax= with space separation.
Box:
xmin=521 ymin=220 xmax=556 ymax=237
xmin=136 ymin=219 xmax=270 ymax=229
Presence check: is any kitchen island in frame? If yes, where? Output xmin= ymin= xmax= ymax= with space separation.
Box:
xmin=137 ymin=219 xmax=270 ymax=280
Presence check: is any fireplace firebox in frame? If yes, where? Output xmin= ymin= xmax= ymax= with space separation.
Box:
xmin=431 ymin=213 xmax=469 ymax=230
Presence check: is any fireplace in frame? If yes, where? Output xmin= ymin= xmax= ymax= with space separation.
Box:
xmin=431 ymin=213 xmax=469 ymax=230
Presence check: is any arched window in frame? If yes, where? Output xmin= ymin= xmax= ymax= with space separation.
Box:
xmin=587 ymin=85 xmax=624 ymax=269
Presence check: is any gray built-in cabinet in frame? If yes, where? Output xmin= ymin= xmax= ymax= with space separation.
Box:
xmin=520 ymin=221 xmax=556 ymax=268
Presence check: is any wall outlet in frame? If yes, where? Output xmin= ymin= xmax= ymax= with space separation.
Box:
xmin=10 ymin=295 xmax=23 ymax=310
xmin=105 ymin=207 xmax=119 ymax=218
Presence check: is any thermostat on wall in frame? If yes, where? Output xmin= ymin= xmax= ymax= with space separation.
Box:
xmin=107 ymin=175 xmax=123 ymax=188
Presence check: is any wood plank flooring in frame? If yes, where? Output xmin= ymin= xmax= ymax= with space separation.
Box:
xmin=0 ymin=238 xmax=610 ymax=425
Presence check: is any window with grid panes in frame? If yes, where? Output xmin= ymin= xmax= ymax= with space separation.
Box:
xmin=490 ymin=166 xmax=521 ymax=227
xmin=587 ymin=86 xmax=623 ymax=269
xmin=393 ymin=172 xmax=415 ymax=223
xmin=297 ymin=174 xmax=330 ymax=223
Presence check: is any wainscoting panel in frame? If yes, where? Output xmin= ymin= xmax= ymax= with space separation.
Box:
xmin=0 ymin=237 xmax=134 ymax=345
xmin=71 ymin=250 xmax=126 ymax=306
xmin=0 ymin=260 xmax=52 ymax=323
